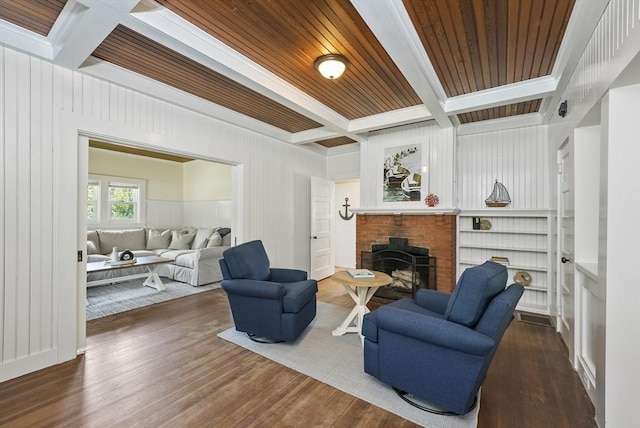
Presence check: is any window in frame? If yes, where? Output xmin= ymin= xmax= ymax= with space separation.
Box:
xmin=88 ymin=175 xmax=146 ymax=227
xmin=87 ymin=180 xmax=99 ymax=222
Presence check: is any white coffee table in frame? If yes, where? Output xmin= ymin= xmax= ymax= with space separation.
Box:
xmin=86 ymin=256 xmax=173 ymax=290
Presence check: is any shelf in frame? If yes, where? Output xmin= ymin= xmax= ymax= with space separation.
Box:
xmin=457 ymin=211 xmax=554 ymax=316
xmin=459 ymin=210 xmax=554 ymax=217
xmin=459 ymin=260 xmax=547 ymax=272
xmin=459 ymin=228 xmax=547 ymax=235
xmin=460 ymin=244 xmax=547 ymax=253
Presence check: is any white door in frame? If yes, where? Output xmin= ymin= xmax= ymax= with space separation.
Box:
xmin=310 ymin=177 xmax=334 ymax=280
xmin=557 ymin=139 xmax=575 ymax=364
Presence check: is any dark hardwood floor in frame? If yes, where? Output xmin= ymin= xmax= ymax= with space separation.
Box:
xmin=0 ymin=277 xmax=595 ymax=427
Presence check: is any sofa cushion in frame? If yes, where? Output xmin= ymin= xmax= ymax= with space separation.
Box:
xmin=146 ymin=228 xmax=172 ymax=250
xmin=444 ymin=261 xmax=507 ymax=328
xmin=222 ymin=240 xmax=270 ymax=281
xmin=131 ymin=250 xmax=156 ymax=258
xmin=192 ymin=228 xmax=215 ymax=250
xmin=206 ymin=231 xmax=223 ymax=247
xmin=169 ymin=228 xmax=196 ymax=250
xmin=161 ymin=249 xmax=195 ymax=262
xmin=97 ymin=229 xmax=146 ymax=254
xmin=174 ymin=251 xmax=198 ymax=269
xmin=87 ymin=230 xmax=100 ymax=255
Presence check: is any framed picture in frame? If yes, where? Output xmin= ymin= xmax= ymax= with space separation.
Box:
xmin=382 ymin=144 xmax=423 ymax=203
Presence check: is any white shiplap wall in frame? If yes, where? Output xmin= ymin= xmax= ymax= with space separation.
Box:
xmin=359 ymin=122 xmax=456 ymax=209
xmin=0 ymin=46 xmax=325 ymax=381
xmin=146 ymin=199 xmax=232 ymax=229
xmin=457 ymin=126 xmax=549 ymax=210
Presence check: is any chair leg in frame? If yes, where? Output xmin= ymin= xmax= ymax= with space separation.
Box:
xmin=246 ymin=333 xmax=285 ymax=344
xmin=392 ymin=387 xmax=478 ymax=416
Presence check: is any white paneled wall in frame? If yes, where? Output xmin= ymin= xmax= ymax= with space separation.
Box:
xmin=145 ymin=200 xmax=184 ymax=228
xmin=327 ymin=149 xmax=360 ymax=180
xmin=183 ymin=200 xmax=232 ymax=229
xmin=549 ymin=0 xmax=640 ymax=149
xmin=146 ymin=200 xmax=232 ymax=229
xmin=0 ymin=45 xmax=325 ymax=381
xmin=359 ymin=122 xmax=456 ymax=209
xmin=458 ymin=126 xmax=549 ymax=210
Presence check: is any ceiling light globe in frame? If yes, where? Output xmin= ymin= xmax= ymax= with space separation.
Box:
xmin=315 ymin=55 xmax=348 ymax=79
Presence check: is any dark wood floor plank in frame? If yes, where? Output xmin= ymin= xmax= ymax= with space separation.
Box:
xmin=0 ymin=277 xmax=595 ymax=427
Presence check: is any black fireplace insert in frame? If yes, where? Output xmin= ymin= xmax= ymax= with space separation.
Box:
xmin=361 ymin=237 xmax=436 ymax=303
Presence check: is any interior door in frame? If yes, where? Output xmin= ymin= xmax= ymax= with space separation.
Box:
xmin=310 ymin=177 xmax=334 ymax=280
xmin=557 ymin=139 xmax=575 ymax=364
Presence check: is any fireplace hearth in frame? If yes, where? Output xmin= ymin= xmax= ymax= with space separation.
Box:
xmin=361 ymin=237 xmax=436 ymax=303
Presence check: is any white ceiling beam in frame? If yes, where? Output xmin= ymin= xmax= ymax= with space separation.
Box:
xmin=80 ymin=57 xmax=293 ymax=143
xmin=123 ymin=0 xmax=352 ymax=134
xmin=443 ymin=76 xmax=558 ymax=114
xmin=348 ymin=105 xmax=432 ymax=133
xmin=352 ymin=0 xmax=453 ymax=129
xmin=0 ymin=20 xmax=54 ymax=60
xmin=52 ymin=0 xmax=139 ymax=69
xmin=457 ymin=113 xmax=543 ymax=136
xmin=291 ymin=128 xmax=343 ymax=145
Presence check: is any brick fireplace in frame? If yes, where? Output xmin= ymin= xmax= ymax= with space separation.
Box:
xmin=356 ymin=214 xmax=457 ymax=293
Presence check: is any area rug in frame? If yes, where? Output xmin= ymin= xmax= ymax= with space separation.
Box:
xmin=87 ymin=279 xmax=221 ymax=320
xmin=218 ymin=302 xmax=479 ymax=428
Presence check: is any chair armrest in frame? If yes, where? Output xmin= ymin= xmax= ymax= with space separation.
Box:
xmin=221 ymin=279 xmax=284 ymax=300
xmin=375 ymin=306 xmax=494 ymax=356
xmin=414 ymin=289 xmax=451 ymax=314
xmin=270 ymin=268 xmax=308 ymax=282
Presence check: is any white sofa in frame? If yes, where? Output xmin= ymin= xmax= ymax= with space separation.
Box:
xmin=87 ymin=227 xmax=231 ymax=286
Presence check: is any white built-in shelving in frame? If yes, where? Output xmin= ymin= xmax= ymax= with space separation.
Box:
xmin=457 ymin=210 xmax=555 ymax=315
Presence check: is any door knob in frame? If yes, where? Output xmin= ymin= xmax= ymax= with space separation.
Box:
xmin=561 ymin=256 xmax=571 ymax=264
xmin=311 ymin=236 xmax=318 ymax=239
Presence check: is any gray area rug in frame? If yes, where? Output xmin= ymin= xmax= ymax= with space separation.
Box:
xmin=87 ymin=279 xmax=221 ymax=320
xmin=218 ymin=302 xmax=479 ymax=428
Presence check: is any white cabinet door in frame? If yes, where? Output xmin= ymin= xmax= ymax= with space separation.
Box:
xmin=557 ymin=139 xmax=575 ymax=364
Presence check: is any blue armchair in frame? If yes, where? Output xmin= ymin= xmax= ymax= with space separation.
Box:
xmin=362 ymin=261 xmax=524 ymax=415
xmin=219 ymin=240 xmax=318 ymax=343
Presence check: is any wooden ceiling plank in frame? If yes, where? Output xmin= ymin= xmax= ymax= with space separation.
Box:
xmin=521 ymin=0 xmax=545 ymax=80
xmin=407 ymin=0 xmax=461 ymax=97
xmin=445 ymin=0 xmax=475 ymax=94
xmin=513 ymin=0 xmax=532 ymax=83
xmin=95 ymin=25 xmax=323 ymax=132
xmin=529 ymin=1 xmax=556 ymax=77
xmin=434 ymin=0 xmax=468 ymax=96
xmin=468 ymin=0 xmax=491 ymax=91
xmin=539 ymin=0 xmax=575 ymax=76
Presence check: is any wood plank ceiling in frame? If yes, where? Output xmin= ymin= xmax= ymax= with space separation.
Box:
xmin=0 ymin=0 xmax=576 ymax=148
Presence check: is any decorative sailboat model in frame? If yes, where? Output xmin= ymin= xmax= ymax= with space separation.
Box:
xmin=485 ymin=179 xmax=511 ymax=207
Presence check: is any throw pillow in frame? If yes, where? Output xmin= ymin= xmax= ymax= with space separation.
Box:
xmin=206 ymin=231 xmax=222 ymax=248
xmin=169 ymin=228 xmax=197 ymax=250
xmin=192 ymin=228 xmax=215 ymax=250
xmin=217 ymin=227 xmax=231 ymax=237
xmin=87 ymin=240 xmax=98 ymax=255
xmin=146 ymin=228 xmax=172 ymax=250
xmin=87 ymin=230 xmax=100 ymax=254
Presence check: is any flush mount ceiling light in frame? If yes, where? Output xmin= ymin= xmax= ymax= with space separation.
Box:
xmin=314 ymin=54 xmax=349 ymax=79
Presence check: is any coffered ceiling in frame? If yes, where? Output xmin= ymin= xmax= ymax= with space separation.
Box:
xmin=0 ymin=0 xmax=607 ymax=151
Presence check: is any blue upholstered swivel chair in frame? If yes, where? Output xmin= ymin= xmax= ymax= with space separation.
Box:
xmin=362 ymin=261 xmax=524 ymax=415
xmin=219 ymin=240 xmax=318 ymax=343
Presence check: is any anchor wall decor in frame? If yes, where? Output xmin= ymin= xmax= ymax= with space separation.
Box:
xmin=339 ymin=197 xmax=354 ymax=220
